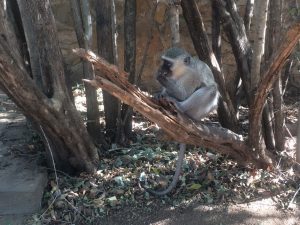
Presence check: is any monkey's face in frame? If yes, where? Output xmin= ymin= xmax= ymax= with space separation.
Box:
xmin=156 ymin=58 xmax=173 ymax=85
xmin=157 ymin=56 xmax=191 ymax=84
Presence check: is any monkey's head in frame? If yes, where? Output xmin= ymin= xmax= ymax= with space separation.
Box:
xmin=157 ymin=47 xmax=193 ymax=83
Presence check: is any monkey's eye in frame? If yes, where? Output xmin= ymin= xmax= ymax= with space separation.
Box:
xmin=163 ymin=61 xmax=173 ymax=69
xmin=184 ymin=56 xmax=191 ymax=65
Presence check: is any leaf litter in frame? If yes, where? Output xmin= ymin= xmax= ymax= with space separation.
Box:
xmin=28 ymin=89 xmax=299 ymax=225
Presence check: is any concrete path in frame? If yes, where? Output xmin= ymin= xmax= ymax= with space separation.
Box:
xmin=0 ymin=91 xmax=47 ymax=225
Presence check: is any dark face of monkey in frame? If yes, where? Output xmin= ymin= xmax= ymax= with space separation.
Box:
xmin=157 ymin=60 xmax=172 ymax=78
xmin=156 ymin=54 xmax=192 ymax=86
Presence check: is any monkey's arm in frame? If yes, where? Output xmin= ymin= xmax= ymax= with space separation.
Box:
xmin=157 ymin=75 xmax=189 ymax=101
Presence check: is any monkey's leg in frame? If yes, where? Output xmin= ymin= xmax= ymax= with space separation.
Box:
xmin=178 ymin=86 xmax=219 ymax=121
xmin=142 ymin=143 xmax=186 ymax=196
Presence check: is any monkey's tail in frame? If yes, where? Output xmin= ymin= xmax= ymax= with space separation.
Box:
xmin=141 ymin=143 xmax=186 ymax=196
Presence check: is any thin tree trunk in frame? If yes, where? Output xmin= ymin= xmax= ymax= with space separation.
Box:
xmin=121 ymin=0 xmax=137 ymax=143
xmin=268 ymin=0 xmax=285 ymax=152
xmin=212 ymin=1 xmax=222 ymax=66
xmin=70 ymin=0 xmax=106 ymax=146
xmin=282 ymin=59 xmax=293 ymax=94
xmin=95 ymin=0 xmax=120 ymax=142
xmin=211 ymin=1 xmax=239 ymax=128
xmin=169 ymin=0 xmax=180 ymax=47
xmin=249 ymin=0 xmax=270 ymax=152
xmin=262 ymin=104 xmax=276 ymax=150
xmin=250 ymin=0 xmax=269 ymax=92
xmin=273 ymin=79 xmax=285 ymax=151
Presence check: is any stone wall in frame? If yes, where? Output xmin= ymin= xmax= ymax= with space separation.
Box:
xmin=51 ymin=0 xmax=299 ymax=93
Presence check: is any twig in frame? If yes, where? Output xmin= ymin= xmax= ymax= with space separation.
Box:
xmin=288 ymin=185 xmax=300 ymax=208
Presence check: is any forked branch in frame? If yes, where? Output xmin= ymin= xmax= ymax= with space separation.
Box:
xmin=249 ymin=22 xmax=300 ymax=150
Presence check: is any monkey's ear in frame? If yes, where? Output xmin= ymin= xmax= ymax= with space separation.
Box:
xmin=184 ymin=56 xmax=191 ymax=65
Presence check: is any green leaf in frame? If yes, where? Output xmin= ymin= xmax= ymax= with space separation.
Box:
xmin=187 ymin=183 xmax=202 ymax=190
xmin=151 ymin=167 xmax=160 ymax=174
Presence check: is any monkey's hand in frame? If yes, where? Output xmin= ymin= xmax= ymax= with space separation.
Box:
xmin=152 ymin=94 xmax=178 ymax=115
xmin=162 ymin=96 xmax=182 ymax=115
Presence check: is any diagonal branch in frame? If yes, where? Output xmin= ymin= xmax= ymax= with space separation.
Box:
xmin=74 ymin=48 xmax=274 ymax=168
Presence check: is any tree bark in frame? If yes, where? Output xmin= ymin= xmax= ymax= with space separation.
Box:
xmin=250 ymin=0 xmax=269 ymax=92
xmin=262 ymin=104 xmax=275 ymax=150
xmin=0 ymin=0 xmax=98 ymax=174
xmin=212 ymin=1 xmax=222 ymax=66
xmin=121 ymin=0 xmax=137 ymax=142
xmin=244 ymin=0 xmax=254 ymax=35
xmin=268 ymin=0 xmax=285 ymax=152
xmin=74 ymin=48 xmax=274 ymax=169
xmin=169 ymin=0 xmax=180 ymax=46
xmin=95 ymin=0 xmax=120 ymax=142
xmin=250 ymin=0 xmax=274 ymax=151
xmin=181 ymin=0 xmax=239 ymax=131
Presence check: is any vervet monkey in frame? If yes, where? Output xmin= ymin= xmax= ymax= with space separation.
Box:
xmin=143 ymin=47 xmax=219 ymax=196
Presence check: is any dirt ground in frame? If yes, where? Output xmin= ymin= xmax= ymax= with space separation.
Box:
xmin=101 ymin=198 xmax=299 ymax=225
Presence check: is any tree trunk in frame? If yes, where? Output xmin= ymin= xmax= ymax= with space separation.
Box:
xmin=249 ymin=0 xmax=270 ymax=152
xmin=0 ymin=0 xmax=98 ymax=174
xmin=268 ymin=0 xmax=285 ymax=152
xmin=212 ymin=0 xmax=237 ymax=128
xmin=95 ymin=0 xmax=120 ymax=142
xmin=121 ymin=0 xmax=137 ymax=143
xmin=250 ymin=0 xmax=269 ymax=92
xmin=70 ymin=0 xmax=106 ymax=146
